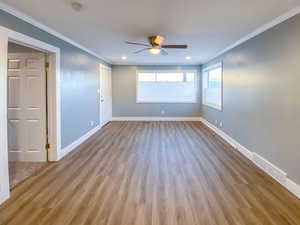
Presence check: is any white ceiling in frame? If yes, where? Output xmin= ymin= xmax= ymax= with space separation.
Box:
xmin=1 ymin=0 xmax=300 ymax=65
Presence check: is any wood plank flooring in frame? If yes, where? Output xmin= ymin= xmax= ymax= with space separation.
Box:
xmin=9 ymin=162 xmax=48 ymax=189
xmin=0 ymin=121 xmax=300 ymax=225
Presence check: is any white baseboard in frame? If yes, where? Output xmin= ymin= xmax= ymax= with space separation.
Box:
xmin=200 ymin=117 xmax=300 ymax=199
xmin=200 ymin=117 xmax=253 ymax=160
xmin=112 ymin=117 xmax=202 ymax=121
xmin=252 ymin=152 xmax=287 ymax=186
xmin=286 ymin=179 xmax=300 ymax=199
xmin=0 ymin=188 xmax=9 ymax=205
xmin=59 ymin=125 xmax=101 ymax=160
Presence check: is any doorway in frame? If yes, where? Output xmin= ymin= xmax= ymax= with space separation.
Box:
xmin=7 ymin=42 xmax=48 ymax=188
xmin=0 ymin=25 xmax=61 ymax=204
xmin=99 ymin=64 xmax=112 ymax=127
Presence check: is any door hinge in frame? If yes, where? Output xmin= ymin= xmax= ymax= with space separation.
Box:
xmin=46 ymin=143 xmax=50 ymax=149
xmin=45 ymin=62 xmax=49 ymax=68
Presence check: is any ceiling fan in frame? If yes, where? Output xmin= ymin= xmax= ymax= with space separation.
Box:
xmin=125 ymin=36 xmax=187 ymax=55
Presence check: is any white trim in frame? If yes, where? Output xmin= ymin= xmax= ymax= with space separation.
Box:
xmin=201 ymin=102 xmax=222 ymax=111
xmin=136 ymin=101 xmax=198 ymax=104
xmin=204 ymin=6 xmax=300 ymax=64
xmin=100 ymin=63 xmax=112 ymax=71
xmin=99 ymin=63 xmax=113 ymax=127
xmin=137 ymin=69 xmax=198 ymax=73
xmin=47 ymin=52 xmax=61 ymax=161
xmin=112 ymin=117 xmax=202 ymax=121
xmin=252 ymin=152 xmax=287 ymax=186
xmin=200 ymin=117 xmax=300 ymax=199
xmin=199 ymin=117 xmax=253 ymax=159
xmin=286 ymin=179 xmax=300 ymax=199
xmin=0 ymin=28 xmax=10 ymax=205
xmin=59 ymin=125 xmax=101 ymax=160
xmin=0 ymin=2 xmax=111 ymax=64
xmin=202 ymin=62 xmax=223 ymax=72
xmin=0 ymin=25 xmax=61 ymax=204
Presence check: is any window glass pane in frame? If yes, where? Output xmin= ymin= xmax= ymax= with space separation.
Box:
xmin=186 ymin=73 xmax=195 ymax=82
xmin=138 ymin=73 xmax=156 ymax=82
xmin=202 ymin=64 xmax=222 ymax=110
xmin=156 ymin=73 xmax=184 ymax=82
xmin=137 ymin=71 xmax=197 ymax=103
xmin=208 ymin=68 xmax=222 ymax=88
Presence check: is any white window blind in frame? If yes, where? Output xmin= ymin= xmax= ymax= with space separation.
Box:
xmin=137 ymin=71 xmax=198 ymax=103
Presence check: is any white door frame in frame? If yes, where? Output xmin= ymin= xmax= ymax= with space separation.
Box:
xmin=99 ymin=64 xmax=112 ymax=127
xmin=0 ymin=26 xmax=61 ymax=204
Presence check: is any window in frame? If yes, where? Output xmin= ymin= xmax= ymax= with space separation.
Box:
xmin=137 ymin=70 xmax=198 ymax=103
xmin=202 ymin=63 xmax=223 ymax=110
xmin=138 ymin=73 xmax=156 ymax=82
xmin=156 ymin=73 xmax=184 ymax=82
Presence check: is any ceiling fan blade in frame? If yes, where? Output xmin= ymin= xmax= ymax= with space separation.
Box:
xmin=125 ymin=41 xmax=150 ymax=47
xmin=133 ymin=48 xmax=150 ymax=54
xmin=161 ymin=49 xmax=168 ymax=55
xmin=161 ymin=45 xmax=188 ymax=49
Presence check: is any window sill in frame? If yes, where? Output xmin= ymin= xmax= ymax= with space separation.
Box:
xmin=202 ymin=102 xmax=222 ymax=111
xmin=136 ymin=101 xmax=198 ymax=104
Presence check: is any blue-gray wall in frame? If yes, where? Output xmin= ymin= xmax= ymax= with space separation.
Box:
xmin=0 ymin=10 xmax=109 ymax=148
xmin=202 ymin=13 xmax=300 ymax=184
xmin=112 ymin=65 xmax=201 ymax=117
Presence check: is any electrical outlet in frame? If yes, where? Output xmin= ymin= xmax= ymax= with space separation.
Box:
xmin=161 ymin=110 xmax=165 ymax=115
xmin=219 ymin=122 xmax=223 ymax=127
xmin=90 ymin=121 xmax=94 ymax=126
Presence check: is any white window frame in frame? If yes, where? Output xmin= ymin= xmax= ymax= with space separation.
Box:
xmin=202 ymin=62 xmax=223 ymax=111
xmin=136 ymin=69 xmax=198 ymax=104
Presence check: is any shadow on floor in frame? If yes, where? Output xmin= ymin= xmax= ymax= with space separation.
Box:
xmin=9 ymin=162 xmax=47 ymax=189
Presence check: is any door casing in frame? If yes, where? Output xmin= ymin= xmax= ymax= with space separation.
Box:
xmin=0 ymin=26 xmax=61 ymax=204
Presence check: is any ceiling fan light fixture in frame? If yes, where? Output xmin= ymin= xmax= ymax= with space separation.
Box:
xmin=149 ymin=48 xmax=161 ymax=55
xmin=121 ymin=56 xmax=127 ymax=60
xmin=185 ymin=56 xmax=191 ymax=60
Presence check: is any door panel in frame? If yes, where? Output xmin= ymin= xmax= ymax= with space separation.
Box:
xmin=27 ymin=120 xmax=43 ymax=152
xmin=8 ymin=120 xmax=22 ymax=151
xmin=7 ymin=53 xmax=47 ymax=162
xmin=8 ymin=77 xmax=21 ymax=108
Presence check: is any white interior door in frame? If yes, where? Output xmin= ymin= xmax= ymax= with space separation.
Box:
xmin=7 ymin=53 xmax=47 ymax=162
xmin=99 ymin=64 xmax=112 ymax=127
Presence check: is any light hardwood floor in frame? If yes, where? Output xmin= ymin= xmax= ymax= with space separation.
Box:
xmin=0 ymin=121 xmax=300 ymax=225
xmin=9 ymin=162 xmax=47 ymax=189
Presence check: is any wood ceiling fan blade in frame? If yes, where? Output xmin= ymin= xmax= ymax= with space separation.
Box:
xmin=161 ymin=45 xmax=188 ymax=49
xmin=133 ymin=48 xmax=150 ymax=54
xmin=125 ymin=41 xmax=150 ymax=47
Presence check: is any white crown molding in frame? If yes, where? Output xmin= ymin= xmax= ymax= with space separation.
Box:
xmin=200 ymin=117 xmax=300 ymax=199
xmin=204 ymin=5 xmax=300 ymax=64
xmin=112 ymin=117 xmax=202 ymax=121
xmin=0 ymin=2 xmax=111 ymax=64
